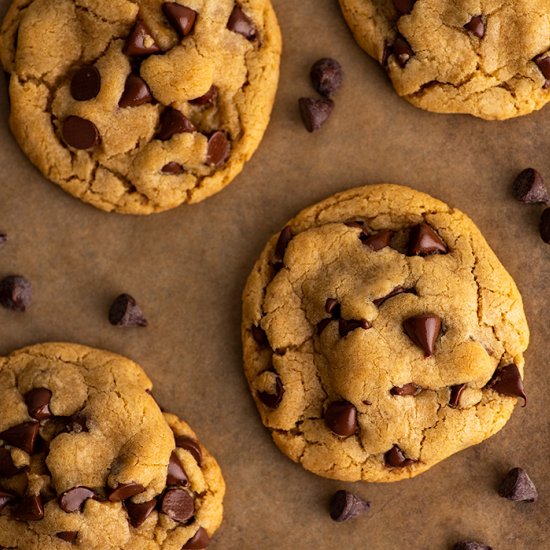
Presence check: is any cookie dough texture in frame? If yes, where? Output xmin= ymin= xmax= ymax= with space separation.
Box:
xmin=0 ymin=343 xmax=224 ymax=549
xmin=339 ymin=0 xmax=550 ymax=119
xmin=242 ymin=184 xmax=529 ymax=482
xmin=0 ymin=0 xmax=281 ymax=213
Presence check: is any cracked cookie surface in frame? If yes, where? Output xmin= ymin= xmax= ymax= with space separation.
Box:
xmin=339 ymin=0 xmax=550 ymax=120
xmin=0 ymin=343 xmax=224 ymax=548
xmin=0 ymin=0 xmax=281 ymax=213
xmin=242 ymin=184 xmax=529 ymax=482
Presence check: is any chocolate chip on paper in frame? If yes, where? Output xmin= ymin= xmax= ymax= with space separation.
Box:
xmin=310 ymin=58 xmax=344 ymax=99
xmin=299 ymin=98 xmax=334 ymax=132
xmin=0 ymin=275 xmax=32 ymax=312
xmin=512 ymin=168 xmax=549 ymax=204
xmin=109 ymin=294 xmax=148 ymax=327
xmin=453 ymin=541 xmax=492 ymax=550
xmin=498 ymin=467 xmax=538 ymax=502
xmin=540 ymin=208 xmax=550 ymax=244
xmin=329 ymin=490 xmax=370 ymax=522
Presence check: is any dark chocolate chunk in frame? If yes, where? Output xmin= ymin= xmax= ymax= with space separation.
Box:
xmin=167 ymin=451 xmax=188 ymax=486
xmin=108 ymin=294 xmax=148 ymax=328
xmin=393 ymin=0 xmax=416 ymax=14
xmin=108 ymin=483 xmax=145 ymax=502
xmin=498 ymin=467 xmax=538 ymax=502
xmin=0 ymin=275 xmax=32 ymax=312
xmin=310 ymin=58 xmax=344 ymax=99
xmin=534 ymin=53 xmax=550 ymax=87
xmin=157 ymin=107 xmax=196 ymax=141
xmin=59 ymin=487 xmax=95 ymax=513
xmin=160 ymin=487 xmax=194 ymax=523
xmin=512 ymin=168 xmax=548 ymax=204
xmin=464 ymin=15 xmax=485 ymax=38
xmin=62 ymin=116 xmax=100 ymax=149
xmin=273 ymin=226 xmax=293 ymax=266
xmin=25 ymin=388 xmax=53 ymax=420
xmin=453 ymin=542 xmax=492 ymax=550
xmin=175 ymin=435 xmax=203 ymax=467
xmin=227 ymin=4 xmax=256 ymax=40
xmin=362 ymin=230 xmax=393 ymax=251
xmin=403 ymin=314 xmax=442 ymax=356
xmin=390 ymin=383 xmax=421 ymax=396
xmin=329 ymin=490 xmax=370 ymax=522
xmin=408 ymin=223 xmax=448 ymax=256
xmin=298 ymin=97 xmax=334 ymax=132
xmin=257 ymin=375 xmax=284 ymax=409
xmin=124 ymin=20 xmax=161 ymax=56
xmin=540 ymin=207 xmax=550 ymax=244
xmin=449 ymin=383 xmax=466 ymax=408
xmin=71 ymin=66 xmax=101 ymax=101
xmin=162 ymin=162 xmax=185 ymax=175
xmin=119 ymin=74 xmax=152 ymax=108
xmin=183 ymin=527 xmax=211 ymax=549
xmin=384 ymin=444 xmax=414 ymax=468
xmin=251 ymin=325 xmax=269 ymax=348
xmin=190 ymin=85 xmax=218 ymax=106
xmin=338 ymin=318 xmax=371 ymax=337
xmin=56 ymin=532 xmax=79 ymax=543
xmin=162 ymin=3 xmax=197 ymax=38
xmin=126 ymin=498 xmax=157 ymax=528
xmin=0 ymin=491 xmax=15 ymax=513
xmin=324 ymin=401 xmax=357 ymax=437
xmin=487 ymin=364 xmax=526 ymax=405
xmin=393 ymin=35 xmax=414 ymax=67
xmin=12 ymin=495 xmax=44 ymax=521
xmin=0 ymin=447 xmax=22 ymax=477
xmin=0 ymin=422 xmax=39 ymax=454
xmin=206 ymin=131 xmax=230 ymax=167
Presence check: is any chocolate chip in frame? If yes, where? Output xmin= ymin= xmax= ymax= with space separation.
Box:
xmin=393 ymin=0 xmax=416 ymax=14
xmin=317 ymin=318 xmax=332 ymax=335
xmin=540 ymin=207 xmax=550 ymax=244
xmin=258 ymin=375 xmax=284 ymax=409
xmin=160 ymin=487 xmax=194 ymax=523
xmin=325 ymin=298 xmax=340 ymax=317
xmin=162 ymin=3 xmax=197 ymax=38
xmin=183 ymin=527 xmax=211 ymax=549
xmin=162 ymin=162 xmax=185 ymax=175
xmin=408 ymin=223 xmax=448 ymax=256
xmin=62 ymin=116 xmax=100 ymax=150
xmin=384 ymin=445 xmax=414 ymax=468
xmin=25 ymin=388 xmax=53 ymax=420
xmin=464 ymin=15 xmax=485 ymax=38
xmin=0 ymin=275 xmax=32 ymax=312
xmin=108 ymin=483 xmax=145 ymax=502
xmin=190 ymin=85 xmax=218 ymax=107
xmin=449 ymin=384 xmax=466 ymax=408
xmin=175 ymin=435 xmax=203 ymax=467
xmin=119 ymin=74 xmax=152 ymax=108
xmin=512 ymin=168 xmax=548 ymax=204
xmin=251 ymin=325 xmax=269 ymax=348
xmin=487 ymin=364 xmax=526 ymax=405
xmin=126 ymin=498 xmax=157 ymax=528
xmin=124 ymin=20 xmax=161 ymax=56
xmin=273 ymin=226 xmax=293 ymax=266
xmin=498 ymin=467 xmax=538 ymax=502
xmin=298 ymin=97 xmax=334 ymax=132
xmin=534 ymin=53 xmax=550 ymax=87
xmin=390 ymin=383 xmax=421 ymax=396
xmin=206 ymin=131 xmax=230 ymax=167
xmin=167 ymin=451 xmax=188 ymax=486
xmin=403 ymin=314 xmax=442 ymax=357
xmin=324 ymin=401 xmax=357 ymax=437
xmin=338 ymin=318 xmax=371 ymax=337
xmin=361 ymin=230 xmax=393 ymax=251
xmin=12 ymin=495 xmax=44 ymax=521
xmin=0 ymin=422 xmax=39 ymax=454
xmin=329 ymin=490 xmax=370 ymax=522
xmin=362 ymin=399 xmax=372 ymax=406
xmin=59 ymin=487 xmax=95 ymax=513
xmin=71 ymin=66 xmax=101 ymax=101
xmin=393 ymin=35 xmax=414 ymax=67
xmin=0 ymin=447 xmax=22 ymax=477
xmin=227 ymin=4 xmax=256 ymax=40
xmin=310 ymin=58 xmax=344 ymax=99
xmin=0 ymin=233 xmax=7 ymax=247
xmin=108 ymin=294 xmax=148 ymax=328
xmin=157 ymin=107 xmax=196 ymax=141
xmin=56 ymin=532 xmax=78 ymax=543
xmin=453 ymin=542 xmax=492 ymax=550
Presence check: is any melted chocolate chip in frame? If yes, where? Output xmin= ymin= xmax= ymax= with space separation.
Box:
xmin=512 ymin=168 xmax=548 ymax=204
xmin=162 ymin=3 xmax=197 ymax=38
xmin=157 ymin=107 xmax=196 ymax=141
xmin=373 ymin=287 xmax=415 ymax=307
xmin=227 ymin=4 xmax=256 ymax=40
xmin=361 ymin=230 xmax=393 ymax=251
xmin=160 ymin=487 xmax=194 ymax=523
xmin=487 ymin=364 xmax=526 ymax=405
xmin=390 ymin=383 xmax=421 ymax=396
xmin=338 ymin=318 xmax=371 ymax=337
xmin=183 ymin=527 xmax=211 ymax=549
xmin=310 ymin=58 xmax=344 ymax=99
xmin=108 ymin=483 xmax=145 ymax=502
xmin=167 ymin=451 xmax=188 ymax=486
xmin=109 ymin=294 xmax=148 ymax=327
xmin=126 ymin=498 xmax=157 ymax=528
xmin=62 ymin=116 xmax=100 ymax=150
xmin=56 ymin=532 xmax=79 ymax=543
xmin=0 ymin=422 xmax=39 ymax=454
xmin=206 ymin=131 xmax=230 ymax=167
xmin=384 ymin=445 xmax=414 ymax=468
xmin=162 ymin=162 xmax=185 ymax=175
xmin=190 ymin=85 xmax=218 ymax=106
xmin=324 ymin=401 xmax=357 ymax=437
xmin=0 ymin=491 xmax=15 ymax=513
xmin=273 ymin=226 xmax=293 ymax=267
xmin=329 ymin=490 xmax=370 ymax=522
xmin=251 ymin=325 xmax=269 ymax=348
xmin=464 ymin=15 xmax=485 ymax=38
xmin=498 ymin=468 xmax=538 ymax=502
xmin=119 ymin=74 xmax=152 ymax=108
xmin=257 ymin=375 xmax=284 ymax=409
xmin=59 ymin=487 xmax=95 ymax=513
xmin=403 ymin=314 xmax=442 ymax=356
xmin=393 ymin=0 xmax=416 ymax=14
xmin=124 ymin=20 xmax=161 ymax=56
xmin=298 ymin=97 xmax=334 ymax=132
xmin=0 ymin=275 xmax=32 ymax=312
xmin=71 ymin=66 xmax=101 ymax=101
xmin=534 ymin=53 xmax=550 ymax=87
xmin=0 ymin=447 xmax=22 ymax=477
xmin=317 ymin=318 xmax=332 ymax=336
xmin=408 ymin=223 xmax=448 ymax=256
xmin=175 ymin=435 xmax=203 ymax=467
xmin=541 ymin=208 xmax=550 ymax=243
xmin=449 ymin=384 xmax=466 ymax=408
xmin=393 ymin=35 xmax=414 ymax=67
xmin=25 ymin=388 xmax=53 ymax=420
xmin=12 ymin=495 xmax=44 ymax=521
xmin=325 ymin=298 xmax=340 ymax=316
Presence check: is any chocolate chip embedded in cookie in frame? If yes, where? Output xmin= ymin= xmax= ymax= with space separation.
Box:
xmin=0 ymin=343 xmax=225 ymax=548
xmin=242 ymin=184 xmax=529 ymax=482
xmin=0 ymin=0 xmax=281 ymax=214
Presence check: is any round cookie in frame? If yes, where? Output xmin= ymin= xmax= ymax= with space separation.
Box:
xmin=339 ymin=0 xmax=550 ymax=120
xmin=0 ymin=0 xmax=281 ymax=213
xmin=242 ymin=184 xmax=529 ymax=482
xmin=0 ymin=343 xmax=225 ymax=549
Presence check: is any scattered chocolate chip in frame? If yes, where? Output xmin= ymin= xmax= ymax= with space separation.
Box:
xmin=338 ymin=318 xmax=371 ymax=337
xmin=310 ymin=58 xmax=344 ymax=99
xmin=206 ymin=131 xmax=230 ymax=167
xmin=403 ymin=314 xmax=442 ymax=357
xmin=384 ymin=445 xmax=414 ymax=468
xmin=453 ymin=542 xmax=492 ymax=550
xmin=108 ymin=294 xmax=148 ymax=328
xmin=512 ymin=168 xmax=548 ymax=204
xmin=157 ymin=107 xmax=196 ymax=141
xmin=0 ymin=233 xmax=7 ymax=247
xmin=162 ymin=162 xmax=185 ymax=175
xmin=0 ymin=491 xmax=15 ymax=513
xmin=0 ymin=422 xmax=39 ymax=454
xmin=119 ymin=74 xmax=153 ymax=108
xmin=56 ymin=532 xmax=78 ymax=543
xmin=408 ymin=223 xmax=448 ymax=256
xmin=12 ymin=495 xmax=44 ymax=521
xmin=25 ymin=388 xmax=53 ymax=420
xmin=487 ymin=364 xmax=526 ymax=405
xmin=0 ymin=447 xmax=22 ymax=477
xmin=298 ymin=97 xmax=334 ymax=132
xmin=62 ymin=116 xmax=100 ymax=150
xmin=273 ymin=226 xmax=293 ymax=266
xmin=390 ymin=383 xmax=421 ymax=396
xmin=393 ymin=0 xmax=416 ymax=14
xmin=362 ymin=230 xmax=393 ymax=251
xmin=258 ymin=375 xmax=284 ymax=409
xmin=464 ymin=15 xmax=485 ymax=38
xmin=124 ymin=20 xmax=161 ymax=56
xmin=325 ymin=298 xmax=340 ymax=316
xmin=498 ymin=467 xmax=538 ymax=502
xmin=167 ymin=451 xmax=188 ymax=486
xmin=190 ymin=85 xmax=218 ymax=106
xmin=0 ymin=275 xmax=32 ymax=312
xmin=183 ymin=527 xmax=211 ymax=549
xmin=108 ymin=483 xmax=145 ymax=502
xmin=227 ymin=4 xmax=256 ymax=40
xmin=59 ymin=487 xmax=95 ymax=513
xmin=534 ymin=53 xmax=550 ymax=87
xmin=126 ymin=498 xmax=157 ymax=528
xmin=175 ymin=435 xmax=203 ymax=467
xmin=324 ymin=401 xmax=357 ymax=437
xmin=393 ymin=35 xmax=414 ymax=67
xmin=251 ymin=325 xmax=269 ymax=348
xmin=329 ymin=490 xmax=370 ymax=522
xmin=71 ymin=66 xmax=101 ymax=101
xmin=540 ymin=208 xmax=550 ymax=244
xmin=449 ymin=384 xmax=466 ymax=408
xmin=160 ymin=487 xmax=194 ymax=523
xmin=162 ymin=3 xmax=197 ymax=38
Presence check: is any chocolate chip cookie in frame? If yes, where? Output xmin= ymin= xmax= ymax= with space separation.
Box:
xmin=339 ymin=0 xmax=550 ymax=120
xmin=242 ymin=184 xmax=529 ymax=482
xmin=0 ymin=343 xmax=224 ymax=548
xmin=0 ymin=0 xmax=281 ymax=213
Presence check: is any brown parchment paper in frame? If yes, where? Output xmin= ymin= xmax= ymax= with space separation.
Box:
xmin=0 ymin=1 xmax=548 ymax=548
